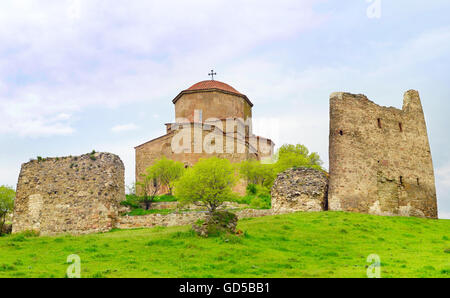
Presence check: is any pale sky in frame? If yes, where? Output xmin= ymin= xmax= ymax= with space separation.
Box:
xmin=1 ymin=1 xmax=449 ymax=218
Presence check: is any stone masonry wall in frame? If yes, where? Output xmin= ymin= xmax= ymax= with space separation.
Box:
xmin=117 ymin=208 xmax=281 ymax=230
xmin=271 ymin=167 xmax=328 ymax=213
xmin=13 ymin=152 xmax=125 ymax=235
xmin=328 ymin=90 xmax=437 ymax=218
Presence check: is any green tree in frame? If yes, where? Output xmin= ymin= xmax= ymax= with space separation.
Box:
xmin=239 ymin=159 xmax=276 ymax=188
xmin=137 ymin=167 xmax=161 ymax=210
xmin=151 ymin=157 xmax=185 ymax=195
xmin=137 ymin=157 xmax=185 ymax=209
xmin=274 ymin=144 xmax=323 ymax=173
xmin=0 ymin=185 xmax=15 ymax=236
xmin=174 ymin=157 xmax=237 ymax=213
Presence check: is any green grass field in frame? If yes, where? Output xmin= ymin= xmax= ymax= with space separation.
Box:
xmin=0 ymin=211 xmax=449 ymax=278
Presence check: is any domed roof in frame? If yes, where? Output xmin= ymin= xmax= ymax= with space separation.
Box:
xmin=172 ymin=80 xmax=253 ymax=107
xmin=186 ymin=80 xmax=242 ymax=95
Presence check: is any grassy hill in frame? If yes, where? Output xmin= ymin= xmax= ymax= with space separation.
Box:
xmin=0 ymin=211 xmax=449 ymax=278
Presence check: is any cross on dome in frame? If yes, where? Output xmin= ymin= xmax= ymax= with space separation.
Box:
xmin=208 ymin=69 xmax=217 ymax=80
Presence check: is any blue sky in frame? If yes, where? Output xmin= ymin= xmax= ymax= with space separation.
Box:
xmin=1 ymin=0 xmax=449 ymax=218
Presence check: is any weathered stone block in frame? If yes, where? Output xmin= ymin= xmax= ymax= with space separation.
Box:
xmin=271 ymin=167 xmax=328 ymax=213
xmin=12 ymin=152 xmax=125 ymax=235
xmin=328 ymin=90 xmax=438 ymax=218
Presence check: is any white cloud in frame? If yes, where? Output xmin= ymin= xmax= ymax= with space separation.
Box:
xmin=0 ymin=0 xmax=325 ymax=137
xmin=111 ymin=123 xmax=139 ymax=133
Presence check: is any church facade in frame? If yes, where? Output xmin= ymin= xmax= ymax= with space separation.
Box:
xmin=135 ymin=79 xmax=274 ymax=195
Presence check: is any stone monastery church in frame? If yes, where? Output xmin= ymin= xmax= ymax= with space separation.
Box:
xmin=11 ymin=73 xmax=439 ymax=236
xmin=134 ymin=78 xmax=274 ymax=194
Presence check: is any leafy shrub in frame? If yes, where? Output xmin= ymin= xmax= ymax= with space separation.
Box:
xmin=250 ymin=196 xmax=271 ymax=209
xmin=89 ymin=150 xmax=97 ymax=161
xmin=154 ymin=195 xmax=177 ymax=202
xmin=254 ymin=185 xmax=270 ymax=198
xmin=175 ymin=157 xmax=236 ymax=213
xmin=194 ymin=219 xmax=205 ymax=227
xmin=233 ymin=195 xmax=252 ymax=205
xmin=192 ymin=211 xmax=238 ymax=237
xmin=246 ymin=184 xmax=257 ymax=195
xmin=235 ymin=184 xmax=271 ymax=209
xmin=121 ymin=194 xmax=178 ymax=210
xmin=120 ymin=194 xmax=140 ymax=209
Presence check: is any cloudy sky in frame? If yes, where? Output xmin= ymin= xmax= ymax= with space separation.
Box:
xmin=1 ymin=0 xmax=449 ymax=218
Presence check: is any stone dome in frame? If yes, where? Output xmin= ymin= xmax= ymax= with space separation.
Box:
xmin=172 ymin=80 xmax=253 ymax=107
xmin=186 ymin=80 xmax=242 ymax=95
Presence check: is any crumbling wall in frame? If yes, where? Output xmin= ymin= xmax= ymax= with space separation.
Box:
xmin=12 ymin=152 xmax=125 ymax=235
xmin=328 ymin=90 xmax=437 ymax=218
xmin=271 ymin=167 xmax=328 ymax=213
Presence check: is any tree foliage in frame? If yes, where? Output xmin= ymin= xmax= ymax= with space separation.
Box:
xmin=137 ymin=167 xmax=161 ymax=210
xmin=174 ymin=157 xmax=237 ymax=213
xmin=238 ymin=144 xmax=324 ymax=190
xmin=0 ymin=185 xmax=15 ymax=236
xmin=239 ymin=159 xmax=276 ymax=188
xmin=150 ymin=157 xmax=185 ymax=195
xmin=274 ymin=144 xmax=323 ymax=173
xmin=137 ymin=157 xmax=185 ymax=209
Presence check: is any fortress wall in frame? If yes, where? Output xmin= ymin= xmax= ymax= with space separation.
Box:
xmin=117 ymin=209 xmax=279 ymax=230
xmin=13 ymin=153 xmax=125 ymax=235
xmin=328 ymin=90 xmax=437 ymax=218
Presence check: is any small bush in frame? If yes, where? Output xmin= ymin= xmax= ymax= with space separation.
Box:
xmin=194 ymin=219 xmax=205 ymax=227
xmin=234 ymin=184 xmax=271 ymax=209
xmin=192 ymin=211 xmax=238 ymax=237
xmin=246 ymin=184 xmax=257 ymax=195
xmin=120 ymin=195 xmax=140 ymax=209
xmin=155 ymin=194 xmax=177 ymax=202
xmin=250 ymin=197 xmax=270 ymax=209
xmin=121 ymin=194 xmax=178 ymax=210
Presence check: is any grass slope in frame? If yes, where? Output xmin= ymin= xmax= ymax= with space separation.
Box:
xmin=0 ymin=211 xmax=449 ymax=278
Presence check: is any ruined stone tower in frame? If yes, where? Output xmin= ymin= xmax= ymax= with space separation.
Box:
xmin=328 ymin=90 xmax=438 ymax=218
xmin=13 ymin=152 xmax=125 ymax=235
